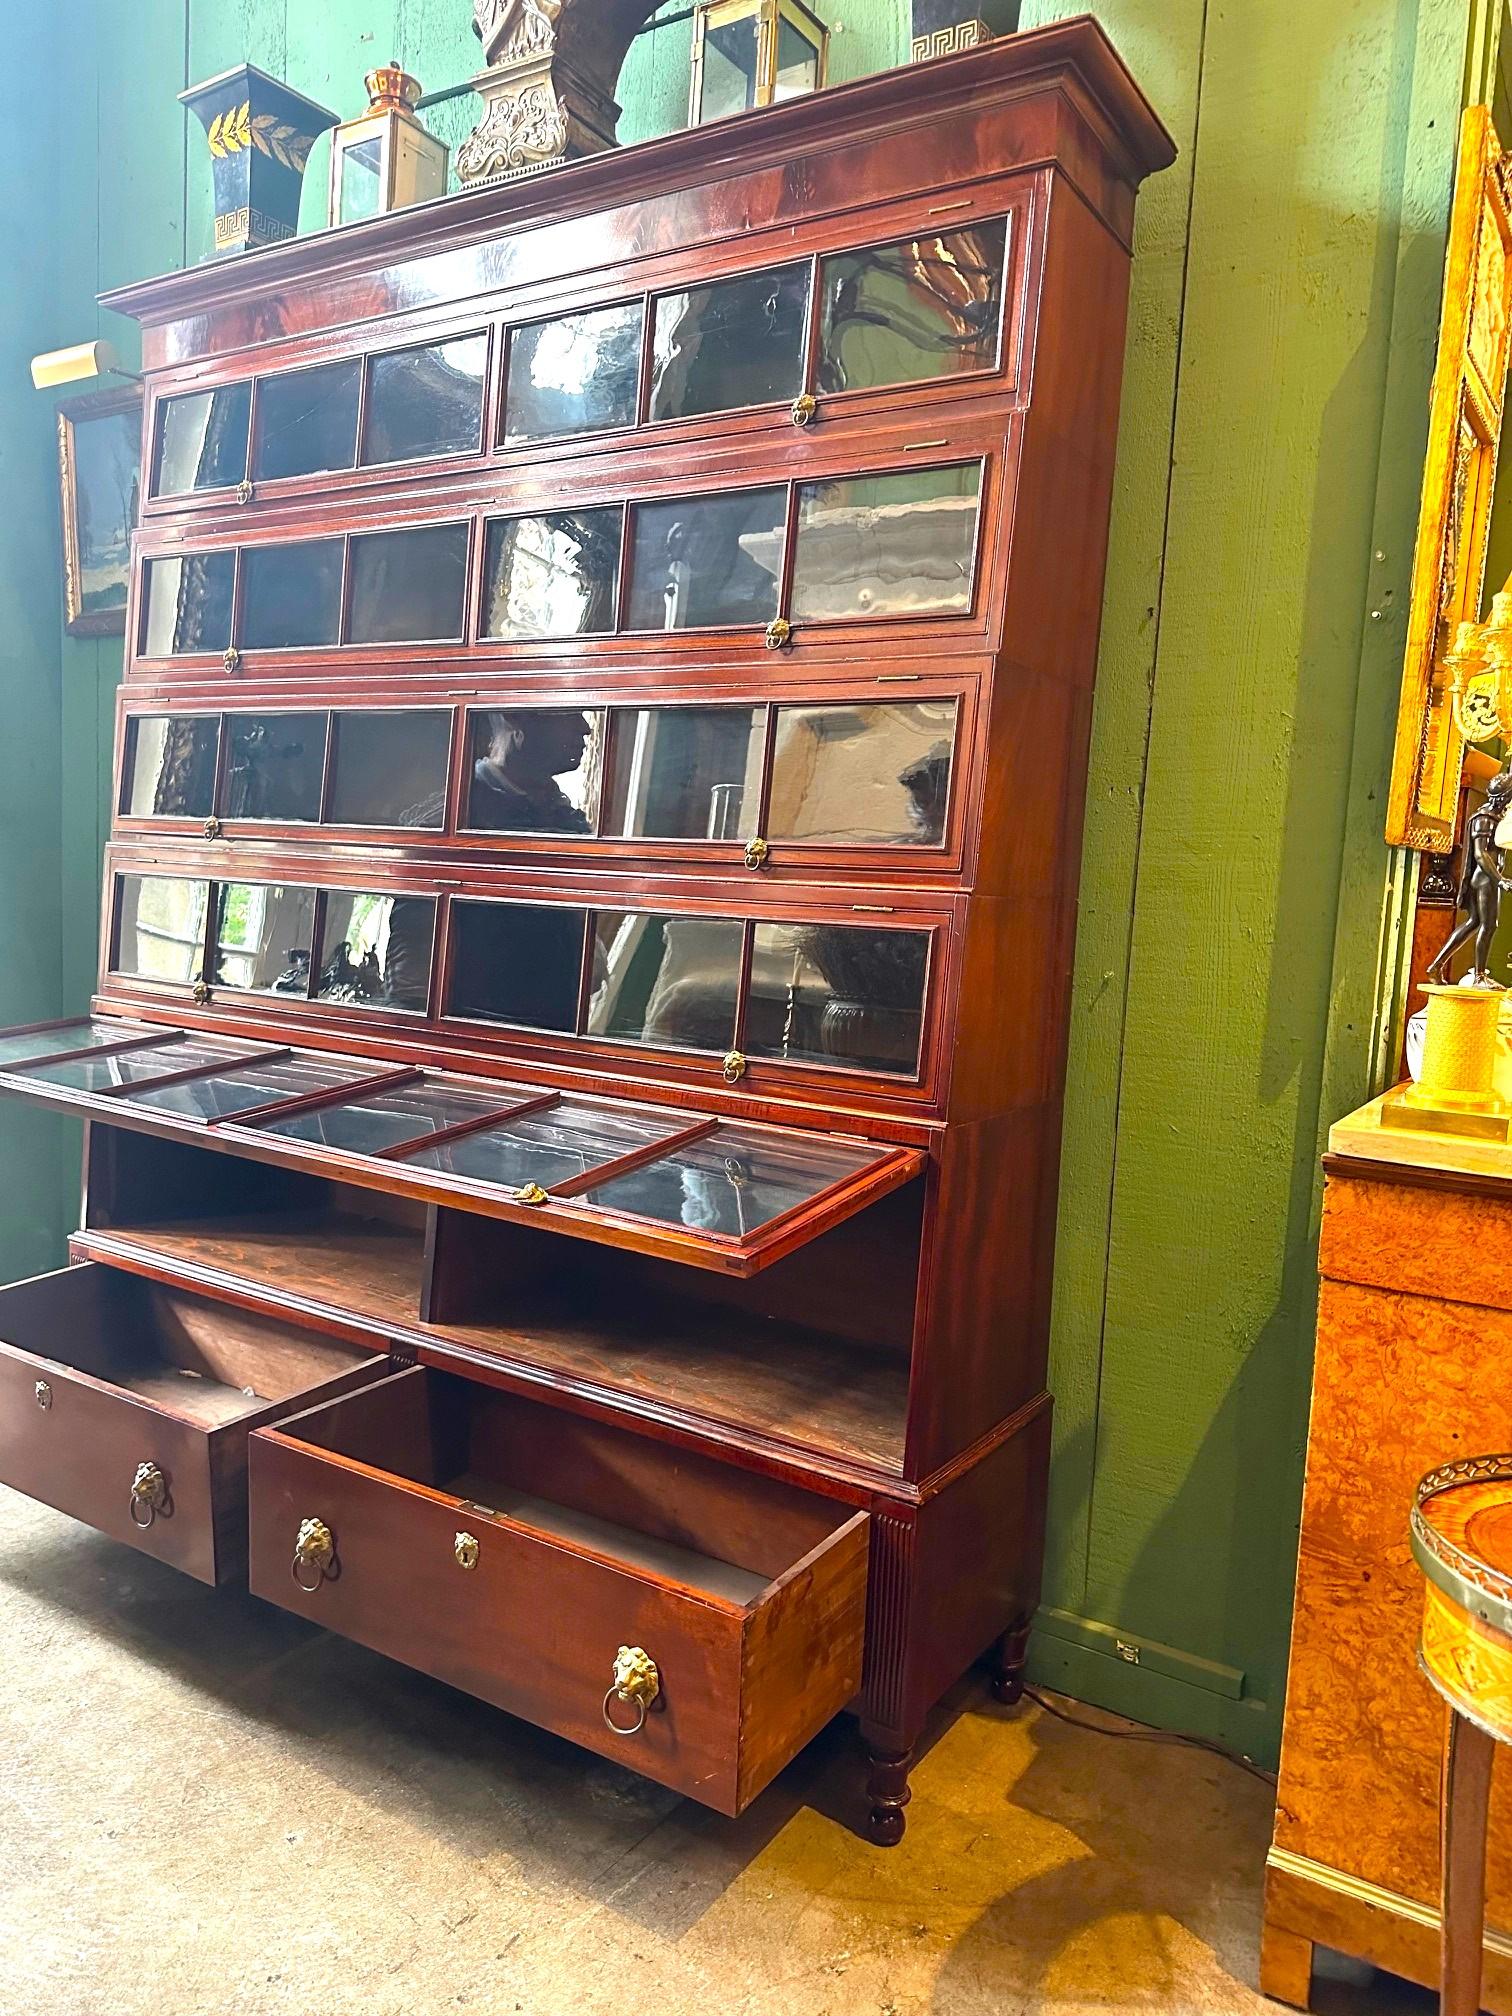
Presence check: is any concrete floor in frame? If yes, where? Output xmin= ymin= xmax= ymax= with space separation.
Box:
xmin=0 ymin=1486 xmax=1434 ymax=2016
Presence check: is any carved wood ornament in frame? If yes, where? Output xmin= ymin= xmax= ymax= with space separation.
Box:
xmin=459 ymin=0 xmax=665 ymax=180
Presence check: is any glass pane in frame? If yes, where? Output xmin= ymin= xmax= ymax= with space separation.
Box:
xmin=503 ymin=303 xmax=642 ymax=444
xmin=400 ymin=1099 xmax=689 ymax=1188
xmin=318 ymin=892 xmax=435 ymax=1013
xmin=140 ymin=552 xmax=234 ymax=656
xmin=24 ymin=1039 xmax=242 ymax=1094
xmin=211 ymin=883 xmax=319 ymax=996
xmin=128 ymin=1054 xmax=379 ymax=1123
xmin=625 ymin=485 xmax=784 ymax=631
xmin=327 ymin=711 xmax=450 ymax=829
xmin=773 ymin=15 xmax=819 ymax=99
xmin=338 ymin=136 xmax=384 ymax=225
xmin=790 ymin=463 xmax=980 ymax=622
xmin=585 ymin=1123 xmax=883 ymax=1237
xmin=648 ymin=262 xmax=808 ymax=422
xmin=222 ymin=713 xmax=328 ymax=823
xmin=253 ymin=359 xmax=361 ymax=481
xmin=817 ymin=219 xmax=1008 ymax=396
xmin=250 ymin=1076 xmax=530 ymax=1153
xmin=767 ymin=699 xmax=958 ymax=846
xmin=112 ymin=876 xmax=210 ymax=985
xmin=481 ymin=509 xmax=621 ymax=641
xmin=347 ymin=523 xmax=468 ymax=644
xmin=698 ymin=12 xmax=759 ymax=121
xmin=587 ymin=913 xmax=742 ymax=1052
xmin=362 ymin=334 xmax=488 ymax=465
xmin=239 ymin=539 xmax=344 ymax=651
xmin=153 ymin=382 xmax=251 ymax=495
xmin=603 ymin=708 xmax=762 ymax=840
xmin=122 ymin=716 xmax=219 ymax=819
xmin=746 ymin=921 xmax=929 ymax=1074
xmin=465 ymin=709 xmax=599 ymax=832
xmin=0 ymin=1021 xmax=151 ymax=1069
xmin=449 ymin=901 xmax=586 ymax=1031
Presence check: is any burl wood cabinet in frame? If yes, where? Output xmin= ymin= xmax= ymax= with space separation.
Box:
xmin=0 ymin=22 xmax=1170 ymax=1839
xmin=1264 ymin=1104 xmax=1512 ymax=2003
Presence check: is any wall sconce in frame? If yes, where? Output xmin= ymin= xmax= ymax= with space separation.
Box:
xmin=688 ymin=0 xmax=828 ymax=127
xmin=30 ymin=340 xmax=141 ymax=390
xmin=329 ymin=65 xmax=449 ymax=226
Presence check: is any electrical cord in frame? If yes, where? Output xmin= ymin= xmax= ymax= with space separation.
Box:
xmin=1022 ymin=1686 xmax=1279 ymax=1788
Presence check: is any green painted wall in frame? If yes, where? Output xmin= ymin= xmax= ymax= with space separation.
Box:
xmin=5 ymin=0 xmax=1478 ymax=1762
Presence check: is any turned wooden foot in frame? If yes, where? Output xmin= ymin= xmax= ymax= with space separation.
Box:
xmin=865 ymin=1743 xmax=913 ymax=1846
xmin=990 ymin=1614 xmax=1032 ymax=1705
xmin=1258 ymin=1917 xmax=1314 ymax=2009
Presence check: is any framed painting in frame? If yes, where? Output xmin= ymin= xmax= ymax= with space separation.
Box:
xmin=57 ymin=385 xmax=142 ymax=638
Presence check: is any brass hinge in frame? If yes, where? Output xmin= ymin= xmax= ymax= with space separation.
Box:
xmin=387 ymin=1339 xmax=418 ymax=1369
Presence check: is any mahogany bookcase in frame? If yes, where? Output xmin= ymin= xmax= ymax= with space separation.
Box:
xmin=0 ymin=20 xmax=1170 ymax=1841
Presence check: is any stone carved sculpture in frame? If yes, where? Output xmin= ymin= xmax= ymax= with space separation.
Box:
xmin=459 ymin=0 xmax=660 ymax=182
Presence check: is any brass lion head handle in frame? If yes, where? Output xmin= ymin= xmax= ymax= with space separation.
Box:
xmin=602 ymin=1645 xmax=660 ymax=1736
xmin=129 ymin=1460 xmax=171 ymax=1529
xmin=291 ymin=1516 xmax=336 ymax=1593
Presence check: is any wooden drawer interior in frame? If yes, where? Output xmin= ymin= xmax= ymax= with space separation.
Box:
xmin=250 ymin=1368 xmax=869 ymax=1810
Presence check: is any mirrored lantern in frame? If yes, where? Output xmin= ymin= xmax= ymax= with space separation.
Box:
xmin=688 ymin=0 xmax=827 ymax=126
xmin=328 ymin=65 xmax=449 ymax=227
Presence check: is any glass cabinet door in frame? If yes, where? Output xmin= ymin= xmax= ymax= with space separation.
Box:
xmin=584 ymin=1123 xmax=883 ymax=1236
xmin=448 ymin=901 xmax=587 ymax=1031
xmin=816 ymin=218 xmax=1008 ymax=395
xmin=153 ymin=382 xmax=251 ymax=496
xmin=252 ymin=358 xmax=361 ymax=481
xmin=648 ymin=262 xmax=809 ymax=422
xmin=210 ymin=882 xmax=319 ymax=996
xmin=790 ymin=464 xmax=981 ymax=622
xmin=239 ymin=539 xmax=344 ymax=651
xmin=398 ymin=1099 xmax=689 ymax=1188
xmin=361 ymin=334 xmax=488 ymax=465
xmin=347 ymin=524 xmax=469 ymax=644
xmin=767 ymin=699 xmax=958 ymax=846
xmin=745 ymin=920 xmax=929 ymax=1074
xmin=503 ymin=303 xmax=643 ymax=445
xmin=326 ymin=711 xmax=451 ymax=829
xmin=587 ymin=912 xmax=743 ymax=1051
xmin=248 ymin=1076 xmax=528 ymax=1153
xmin=625 ymin=486 xmax=784 ymax=630
xmin=140 ymin=552 xmax=235 ymax=656
xmin=222 ymin=714 xmax=328 ymax=823
xmin=112 ymin=875 xmax=211 ymax=985
xmin=122 ymin=716 xmax=220 ymax=819
xmin=464 ymin=709 xmax=600 ymax=833
xmin=127 ymin=1053 xmax=377 ymax=1123
xmin=602 ymin=707 xmax=762 ymax=840
xmin=481 ymin=509 xmax=621 ymax=641
xmin=318 ymin=892 xmax=435 ymax=1013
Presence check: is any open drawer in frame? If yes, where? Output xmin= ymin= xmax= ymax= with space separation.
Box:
xmin=0 ymin=1262 xmax=385 ymax=1583
xmin=248 ymin=1368 xmax=870 ymax=1813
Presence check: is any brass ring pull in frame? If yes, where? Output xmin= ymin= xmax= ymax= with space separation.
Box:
xmin=790 ymin=392 xmax=818 ymax=428
xmin=129 ymin=1461 xmax=170 ymax=1529
xmin=235 ymin=478 xmax=254 ymax=505
xmin=722 ymin=1049 xmax=747 ymax=1084
xmin=602 ymin=1644 xmax=659 ymax=1737
xmin=291 ymin=1516 xmax=335 ymax=1593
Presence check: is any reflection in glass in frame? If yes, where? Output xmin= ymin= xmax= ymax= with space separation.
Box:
xmin=587 ymin=913 xmax=742 ymax=1052
xmin=767 ymin=699 xmax=958 ymax=846
xmin=129 ymin=1055 xmax=375 ymax=1122
xmin=603 ymin=708 xmax=762 ymax=839
xmin=222 ymin=713 xmax=327 ymax=822
xmin=774 ymin=13 xmax=821 ymax=98
xmin=122 ymin=716 xmax=219 ymax=819
xmin=318 ymin=892 xmax=435 ymax=1013
xmin=347 ymin=523 xmax=468 ymax=643
xmin=817 ymin=219 xmax=1007 ymax=395
xmin=649 ymin=262 xmax=808 ymax=422
xmin=113 ymin=875 xmax=211 ymax=985
xmin=400 ymin=1100 xmax=687 ymax=1189
xmin=252 ymin=1077 xmax=528 ymax=1153
xmin=328 ymin=711 xmax=451 ymax=828
xmin=0 ymin=1021 xmax=150 ymax=1069
xmin=585 ymin=1123 xmax=882 ymax=1236
xmin=625 ymin=485 xmax=784 ymax=630
xmin=211 ymin=882 xmax=319 ymax=995
xmin=746 ymin=921 xmax=928 ymax=1074
xmin=449 ymin=901 xmax=585 ymax=1031
xmin=465 ymin=710 xmax=598 ymax=832
xmin=503 ymin=303 xmax=642 ymax=444
xmin=362 ymin=334 xmax=488 ymax=465
xmin=253 ymin=358 xmax=361 ymax=481
xmin=153 ymin=382 xmax=251 ymax=495
xmin=481 ymin=509 xmax=621 ymax=640
xmin=790 ymin=463 xmax=980 ymax=622
xmin=239 ymin=539 xmax=344 ymax=650
xmin=140 ymin=551 xmax=235 ymax=656
xmin=24 ymin=1039 xmax=239 ymax=1094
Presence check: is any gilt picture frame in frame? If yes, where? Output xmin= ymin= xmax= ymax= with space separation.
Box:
xmin=57 ymin=384 xmax=142 ymax=638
